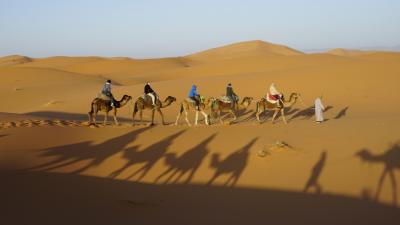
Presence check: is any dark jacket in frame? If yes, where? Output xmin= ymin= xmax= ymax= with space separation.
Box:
xmin=144 ymin=84 xmax=155 ymax=94
xmin=226 ymin=86 xmax=236 ymax=98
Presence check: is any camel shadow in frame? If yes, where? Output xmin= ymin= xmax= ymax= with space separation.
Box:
xmin=355 ymin=142 xmax=400 ymax=206
xmin=304 ymin=151 xmax=327 ymax=194
xmin=207 ymin=138 xmax=258 ymax=187
xmin=25 ymin=111 xmax=132 ymax=123
xmin=334 ymin=106 xmax=349 ymax=119
xmin=290 ymin=105 xmax=333 ymax=121
xmin=108 ymin=130 xmax=186 ymax=180
xmin=154 ymin=133 xmax=217 ymax=185
xmin=26 ymin=127 xmax=151 ymax=174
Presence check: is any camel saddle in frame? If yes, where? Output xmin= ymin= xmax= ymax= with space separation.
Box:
xmin=219 ymin=96 xmax=232 ymax=103
xmin=265 ymin=93 xmax=281 ymax=104
xmin=97 ymin=93 xmax=111 ymax=101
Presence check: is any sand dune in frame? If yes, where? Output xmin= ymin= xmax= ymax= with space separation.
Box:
xmin=187 ymin=40 xmax=304 ymax=61
xmin=1 ymin=40 xmax=400 ymax=224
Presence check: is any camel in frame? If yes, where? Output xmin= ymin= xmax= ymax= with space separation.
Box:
xmin=175 ymin=97 xmax=214 ymax=126
xmin=355 ymin=143 xmax=400 ymax=206
xmin=210 ymin=97 xmax=253 ymax=124
xmin=132 ymin=95 xmax=176 ymax=125
xmin=255 ymin=92 xmax=301 ymax=124
xmin=88 ymin=95 xmax=132 ymax=125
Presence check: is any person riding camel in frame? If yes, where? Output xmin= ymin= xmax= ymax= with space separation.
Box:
xmin=189 ymin=84 xmax=200 ymax=110
xmin=268 ymin=83 xmax=283 ymax=107
xmin=144 ymin=82 xmax=158 ymax=106
xmin=226 ymin=83 xmax=239 ymax=110
xmin=101 ymin=80 xmax=115 ymax=107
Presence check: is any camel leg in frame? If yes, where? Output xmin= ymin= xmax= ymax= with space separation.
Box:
xmin=184 ymin=110 xmax=191 ymax=126
xmin=388 ymin=169 xmax=397 ymax=206
xmin=375 ymin=168 xmax=388 ymax=202
xmin=157 ymin=109 xmax=166 ymax=125
xmin=132 ymin=109 xmax=137 ymax=125
xmin=195 ymin=111 xmax=199 ymax=126
xmin=113 ymin=108 xmax=119 ymax=125
xmin=271 ymin=109 xmax=279 ymax=124
xmin=281 ymin=108 xmax=287 ymax=124
xmin=175 ymin=111 xmax=181 ymax=125
xmin=230 ymin=110 xmax=237 ymax=121
xmin=140 ymin=109 xmax=143 ymax=122
xmin=150 ymin=109 xmax=155 ymax=126
xmin=93 ymin=111 xmax=97 ymax=124
xmin=103 ymin=111 xmax=108 ymax=125
xmin=201 ymin=111 xmax=209 ymax=125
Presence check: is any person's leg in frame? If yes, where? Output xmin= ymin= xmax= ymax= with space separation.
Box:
xmin=148 ymin=93 xmax=156 ymax=105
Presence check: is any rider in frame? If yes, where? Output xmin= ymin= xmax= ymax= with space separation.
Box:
xmin=269 ymin=83 xmax=283 ymax=107
xmin=144 ymin=82 xmax=157 ymax=106
xmin=102 ymin=79 xmax=115 ymax=107
xmin=226 ymin=83 xmax=239 ymax=109
xmin=189 ymin=84 xmax=200 ymax=110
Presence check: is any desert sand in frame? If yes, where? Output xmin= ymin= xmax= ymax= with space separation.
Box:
xmin=1 ymin=40 xmax=400 ymax=225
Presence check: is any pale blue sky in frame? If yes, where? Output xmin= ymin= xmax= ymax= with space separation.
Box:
xmin=1 ymin=0 xmax=399 ymax=58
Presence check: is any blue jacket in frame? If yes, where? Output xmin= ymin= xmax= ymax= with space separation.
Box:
xmin=189 ymin=85 xmax=198 ymax=98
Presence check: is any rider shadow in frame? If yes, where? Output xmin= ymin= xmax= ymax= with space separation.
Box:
xmin=154 ymin=133 xmax=217 ymax=185
xmin=26 ymin=127 xmax=151 ymax=174
xmin=108 ymin=130 xmax=186 ymax=180
xmin=207 ymin=138 xmax=258 ymax=187
xmin=334 ymin=106 xmax=349 ymax=119
xmin=355 ymin=142 xmax=400 ymax=206
xmin=304 ymin=151 xmax=327 ymax=194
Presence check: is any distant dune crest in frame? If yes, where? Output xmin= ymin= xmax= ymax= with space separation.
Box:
xmin=326 ymin=48 xmax=375 ymax=57
xmin=0 ymin=55 xmax=32 ymax=66
xmin=187 ymin=40 xmax=304 ymax=60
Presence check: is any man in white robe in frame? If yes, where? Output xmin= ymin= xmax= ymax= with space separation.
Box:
xmin=314 ymin=97 xmax=325 ymax=123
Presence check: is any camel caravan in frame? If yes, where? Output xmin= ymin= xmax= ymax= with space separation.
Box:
xmin=88 ymin=80 xmax=306 ymax=126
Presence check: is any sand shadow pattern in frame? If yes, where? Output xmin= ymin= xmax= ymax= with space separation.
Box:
xmin=26 ymin=127 xmax=151 ymax=174
xmin=356 ymin=142 xmax=400 ymax=206
xmin=334 ymin=106 xmax=349 ymax=119
xmin=207 ymin=137 xmax=258 ymax=187
xmin=304 ymin=151 xmax=327 ymax=194
xmin=154 ymin=133 xmax=217 ymax=184
xmin=290 ymin=105 xmax=333 ymax=121
xmin=108 ymin=130 xmax=187 ymax=180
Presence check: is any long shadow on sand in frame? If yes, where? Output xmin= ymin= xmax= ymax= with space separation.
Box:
xmin=207 ymin=138 xmax=258 ymax=187
xmin=26 ymin=127 xmax=151 ymax=174
xmin=2 ymin=170 xmax=400 ymax=225
xmin=334 ymin=106 xmax=349 ymax=119
xmin=290 ymin=105 xmax=333 ymax=121
xmin=25 ymin=111 xmax=132 ymax=122
xmin=154 ymin=133 xmax=217 ymax=184
xmin=108 ymin=130 xmax=187 ymax=180
xmin=304 ymin=151 xmax=327 ymax=194
xmin=356 ymin=142 xmax=400 ymax=206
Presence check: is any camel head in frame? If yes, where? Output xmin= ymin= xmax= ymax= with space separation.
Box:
xmin=165 ymin=96 xmax=177 ymax=103
xmin=355 ymin=148 xmax=373 ymax=161
xmin=121 ymin=95 xmax=132 ymax=102
xmin=210 ymin=153 xmax=221 ymax=168
xmin=119 ymin=95 xmax=132 ymax=106
xmin=164 ymin=153 xmax=177 ymax=165
xmin=241 ymin=97 xmax=253 ymax=107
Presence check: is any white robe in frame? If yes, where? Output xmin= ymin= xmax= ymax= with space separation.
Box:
xmin=314 ymin=98 xmax=325 ymax=122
